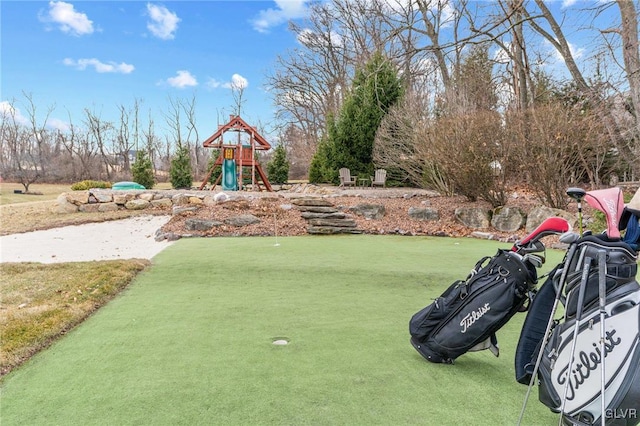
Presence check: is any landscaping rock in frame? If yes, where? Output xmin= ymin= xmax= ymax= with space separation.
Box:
xmin=349 ymin=203 xmax=386 ymax=219
xmin=455 ymin=207 xmax=491 ymax=229
xmin=78 ymin=203 xmax=101 ymax=213
xmin=151 ymin=198 xmax=173 ymax=208
xmin=172 ymin=205 xmax=198 ymax=215
xmin=65 ymin=191 xmax=89 ymax=205
xmin=55 ymin=193 xmax=79 ymax=213
xmin=185 ymin=218 xmax=223 ymax=231
xmin=526 ymin=206 xmax=575 ymax=232
xmin=224 ymin=214 xmax=261 ymax=226
xmin=125 ymin=199 xmax=150 ymax=210
xmin=408 ymin=207 xmax=439 ymax=221
xmin=292 ymin=197 xmax=334 ymax=207
xmin=98 ymin=202 xmax=119 ymax=212
xmin=307 ymin=218 xmax=357 ymax=227
xmin=89 ymin=190 xmax=113 ymax=203
xmin=491 ymin=206 xmax=525 ymax=232
xmin=113 ymin=193 xmax=136 ymax=205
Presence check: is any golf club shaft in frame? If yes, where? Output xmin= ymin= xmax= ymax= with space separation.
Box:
xmin=559 ymin=257 xmax=592 ymax=425
xmin=517 ymin=244 xmax=578 ymax=426
xmin=598 ymin=250 xmax=607 ymax=426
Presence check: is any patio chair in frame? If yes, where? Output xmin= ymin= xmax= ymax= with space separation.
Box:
xmin=370 ymin=169 xmax=387 ymax=188
xmin=339 ymin=168 xmax=357 ymax=187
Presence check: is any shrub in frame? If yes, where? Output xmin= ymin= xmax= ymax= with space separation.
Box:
xmin=132 ymin=150 xmax=155 ymax=189
xmin=170 ymin=145 xmax=193 ymax=189
xmin=71 ymin=180 xmax=112 ymax=190
xmin=266 ymin=144 xmax=290 ymax=184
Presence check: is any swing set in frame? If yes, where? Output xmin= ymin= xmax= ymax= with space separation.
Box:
xmin=198 ymin=115 xmax=273 ymax=192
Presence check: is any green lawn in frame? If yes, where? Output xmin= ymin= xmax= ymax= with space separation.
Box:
xmin=0 ymin=235 xmax=562 ymax=425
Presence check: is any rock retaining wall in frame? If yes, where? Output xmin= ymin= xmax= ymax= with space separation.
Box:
xmin=55 ymin=188 xmax=577 ymax=240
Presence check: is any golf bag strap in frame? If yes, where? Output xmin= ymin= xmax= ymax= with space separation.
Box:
xmin=514 ymin=271 xmax=558 ymax=384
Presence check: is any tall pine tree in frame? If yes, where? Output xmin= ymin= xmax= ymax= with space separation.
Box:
xmin=329 ymin=52 xmax=403 ymax=177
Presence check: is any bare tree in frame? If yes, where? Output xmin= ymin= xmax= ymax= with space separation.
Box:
xmin=81 ymin=108 xmax=111 ymax=180
xmin=0 ymin=99 xmax=45 ymax=192
xmin=0 ymin=95 xmax=59 ymax=191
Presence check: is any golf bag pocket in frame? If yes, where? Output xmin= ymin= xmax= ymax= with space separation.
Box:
xmin=410 ymin=250 xmax=537 ymax=364
xmin=563 ymin=236 xmax=638 ymax=318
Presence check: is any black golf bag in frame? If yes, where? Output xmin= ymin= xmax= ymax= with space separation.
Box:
xmin=516 ymin=188 xmax=640 ymax=426
xmin=410 ymin=248 xmax=538 ymax=364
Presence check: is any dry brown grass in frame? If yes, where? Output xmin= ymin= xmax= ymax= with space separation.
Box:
xmin=0 ymin=260 xmax=150 ymax=376
xmin=0 ymin=182 xmax=168 ymax=235
xmin=0 ymin=200 xmax=161 ymax=236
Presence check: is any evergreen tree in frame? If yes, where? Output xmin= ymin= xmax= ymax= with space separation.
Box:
xmin=131 ymin=149 xmax=155 ymax=189
xmin=266 ymin=144 xmax=290 ymax=184
xmin=170 ymin=144 xmax=193 ymax=189
xmin=327 ymin=52 xmax=403 ymax=177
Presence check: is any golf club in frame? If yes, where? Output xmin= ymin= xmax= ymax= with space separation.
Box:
xmin=567 ymin=187 xmax=586 ymax=236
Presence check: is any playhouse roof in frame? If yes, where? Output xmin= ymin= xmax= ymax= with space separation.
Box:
xmin=202 ymin=115 xmax=271 ymax=150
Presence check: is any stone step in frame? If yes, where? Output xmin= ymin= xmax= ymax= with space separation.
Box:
xmin=307 ymin=226 xmax=363 ymax=235
xmin=307 ymin=218 xmax=357 ymax=227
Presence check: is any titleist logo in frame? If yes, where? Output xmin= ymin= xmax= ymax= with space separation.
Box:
xmin=556 ymin=330 xmax=622 ymax=401
xmin=460 ymin=303 xmax=490 ymax=333
xmin=604 ymin=199 xmax=618 ymax=228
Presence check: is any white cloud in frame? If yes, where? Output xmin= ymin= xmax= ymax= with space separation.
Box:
xmin=166 ymin=70 xmax=198 ymax=88
xmin=40 ymin=1 xmax=94 ymax=36
xmin=207 ymin=74 xmax=249 ymax=90
xmin=297 ymin=28 xmax=343 ymax=48
xmin=206 ymin=78 xmax=222 ymax=89
xmin=146 ymin=3 xmax=180 ymax=40
xmin=0 ymin=101 xmax=29 ymax=125
xmin=562 ymin=0 xmax=578 ymax=8
xmin=543 ymin=39 xmax=585 ymax=64
xmin=226 ymin=74 xmax=248 ymax=90
xmin=63 ymin=58 xmax=135 ymax=74
xmin=251 ymin=0 xmax=309 ymax=33
xmin=47 ymin=118 xmax=70 ymax=132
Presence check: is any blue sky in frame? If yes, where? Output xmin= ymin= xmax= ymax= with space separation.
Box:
xmin=1 ymin=1 xmax=310 ymax=140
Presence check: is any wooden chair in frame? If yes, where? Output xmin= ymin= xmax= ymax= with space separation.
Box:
xmin=370 ymin=169 xmax=387 ymax=188
xmin=339 ymin=168 xmax=357 ymax=187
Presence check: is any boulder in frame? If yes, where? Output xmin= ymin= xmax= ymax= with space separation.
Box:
xmin=525 ymin=206 xmax=575 ymax=232
xmin=224 ymin=214 xmax=261 ymax=226
xmin=349 ymin=204 xmax=386 ymax=219
xmin=65 ymin=191 xmax=89 ymax=205
xmin=98 ymin=202 xmax=119 ymax=212
xmin=113 ymin=193 xmax=136 ymax=205
xmin=151 ymin=198 xmax=173 ymax=208
xmin=185 ymin=218 xmax=223 ymax=231
xmin=491 ymin=206 xmax=525 ymax=232
xmin=171 ymin=194 xmax=190 ymax=206
xmin=172 ymin=205 xmax=198 ymax=215
xmin=78 ymin=203 xmax=101 ymax=213
xmin=89 ymin=190 xmax=113 ymax=203
xmin=55 ymin=193 xmax=79 ymax=213
xmin=408 ymin=207 xmax=439 ymax=221
xmin=125 ymin=199 xmax=150 ymax=210
xmin=455 ymin=207 xmax=491 ymax=229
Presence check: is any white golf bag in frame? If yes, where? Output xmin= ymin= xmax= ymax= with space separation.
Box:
xmin=516 ymin=188 xmax=640 ymax=426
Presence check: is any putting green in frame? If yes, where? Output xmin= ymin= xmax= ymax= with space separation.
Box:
xmin=1 ymin=236 xmax=560 ymax=425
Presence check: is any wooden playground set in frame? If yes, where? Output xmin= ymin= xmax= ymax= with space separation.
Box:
xmin=199 ymin=115 xmax=273 ymax=192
